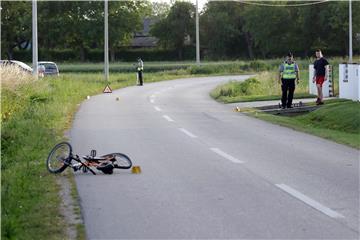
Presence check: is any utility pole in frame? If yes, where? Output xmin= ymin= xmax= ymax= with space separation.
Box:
xmin=0 ymin=2 xmax=2 ymax=59
xmin=349 ymin=0 xmax=353 ymax=63
xmin=32 ymin=0 xmax=38 ymax=79
xmin=104 ymin=0 xmax=109 ymax=82
xmin=196 ymin=0 xmax=200 ymax=65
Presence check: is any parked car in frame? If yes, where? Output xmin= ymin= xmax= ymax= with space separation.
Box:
xmin=38 ymin=61 xmax=59 ymax=76
xmin=0 ymin=60 xmax=33 ymax=74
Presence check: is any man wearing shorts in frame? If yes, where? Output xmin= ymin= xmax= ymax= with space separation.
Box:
xmin=313 ymin=49 xmax=329 ymax=105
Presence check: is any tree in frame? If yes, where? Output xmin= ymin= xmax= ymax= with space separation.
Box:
xmin=2 ymin=1 xmax=147 ymax=61
xmin=150 ymin=1 xmax=195 ymax=60
xmin=108 ymin=1 xmax=149 ymax=61
xmin=150 ymin=1 xmax=171 ymax=18
xmin=1 ymin=1 xmax=32 ymax=60
xmin=241 ymin=4 xmax=294 ymax=58
xmin=200 ymin=1 xmax=251 ymax=59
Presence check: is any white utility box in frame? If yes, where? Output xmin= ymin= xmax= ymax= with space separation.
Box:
xmin=339 ymin=64 xmax=360 ymax=101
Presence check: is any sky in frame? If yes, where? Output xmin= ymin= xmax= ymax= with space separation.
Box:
xmin=150 ymin=0 xmax=209 ymax=11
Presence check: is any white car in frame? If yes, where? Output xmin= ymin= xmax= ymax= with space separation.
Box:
xmin=38 ymin=61 xmax=60 ymax=76
xmin=0 ymin=60 xmax=33 ymax=73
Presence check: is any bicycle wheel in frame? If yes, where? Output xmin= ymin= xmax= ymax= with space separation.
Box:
xmin=46 ymin=142 xmax=72 ymax=173
xmin=104 ymin=153 xmax=132 ymax=169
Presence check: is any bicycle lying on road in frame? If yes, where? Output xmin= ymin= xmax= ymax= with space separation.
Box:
xmin=46 ymin=142 xmax=132 ymax=175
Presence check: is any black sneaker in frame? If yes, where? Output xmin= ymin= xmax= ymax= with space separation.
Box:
xmin=316 ymin=98 xmax=320 ymax=104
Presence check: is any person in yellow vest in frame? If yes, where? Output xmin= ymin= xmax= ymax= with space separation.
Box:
xmin=137 ymin=58 xmax=144 ymax=86
xmin=278 ymin=52 xmax=300 ymax=109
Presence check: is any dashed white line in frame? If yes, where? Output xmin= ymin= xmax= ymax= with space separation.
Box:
xmin=163 ymin=115 xmax=175 ymax=122
xmin=154 ymin=106 xmax=162 ymax=112
xmin=210 ymin=148 xmax=244 ymax=164
xmin=179 ymin=128 xmax=197 ymax=138
xmin=275 ymin=184 xmax=345 ymax=219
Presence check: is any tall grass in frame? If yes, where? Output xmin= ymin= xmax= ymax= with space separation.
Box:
xmin=1 ymin=65 xmax=35 ymax=89
xmin=210 ymin=70 xmax=315 ymax=103
xmin=1 ymin=66 xmax=67 ymax=239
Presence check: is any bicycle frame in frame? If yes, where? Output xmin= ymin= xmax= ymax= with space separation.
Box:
xmin=67 ymin=154 xmax=97 ymax=175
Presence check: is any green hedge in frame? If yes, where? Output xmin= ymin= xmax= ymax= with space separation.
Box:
xmin=7 ymin=47 xmax=196 ymax=62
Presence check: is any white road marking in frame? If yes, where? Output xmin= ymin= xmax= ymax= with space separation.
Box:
xmin=210 ymin=148 xmax=244 ymax=164
xmin=154 ymin=106 xmax=162 ymax=112
xmin=179 ymin=128 xmax=197 ymax=138
xmin=150 ymin=98 xmax=155 ymax=103
xmin=163 ymin=115 xmax=175 ymax=122
xmin=275 ymin=184 xmax=345 ymax=219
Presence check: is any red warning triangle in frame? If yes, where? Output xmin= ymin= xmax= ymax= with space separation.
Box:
xmin=103 ymin=84 xmax=112 ymax=93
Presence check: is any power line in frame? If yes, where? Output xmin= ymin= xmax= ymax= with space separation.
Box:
xmin=214 ymin=0 xmax=331 ymax=7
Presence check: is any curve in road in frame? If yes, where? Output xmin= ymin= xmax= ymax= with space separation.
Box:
xmin=70 ymin=75 xmax=359 ymax=239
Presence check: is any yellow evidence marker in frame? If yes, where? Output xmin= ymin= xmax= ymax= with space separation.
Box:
xmin=131 ymin=166 xmax=142 ymax=174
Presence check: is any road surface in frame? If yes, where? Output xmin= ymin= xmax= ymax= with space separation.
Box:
xmin=70 ymin=75 xmax=359 ymax=239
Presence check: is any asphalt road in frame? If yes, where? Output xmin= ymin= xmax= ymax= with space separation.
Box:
xmin=70 ymin=75 xmax=359 ymax=239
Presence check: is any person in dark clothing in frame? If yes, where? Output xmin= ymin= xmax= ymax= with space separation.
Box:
xmin=279 ymin=52 xmax=300 ymax=109
xmin=313 ymin=49 xmax=329 ymax=105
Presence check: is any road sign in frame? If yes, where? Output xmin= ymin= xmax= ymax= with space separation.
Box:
xmin=103 ymin=85 xmax=112 ymax=93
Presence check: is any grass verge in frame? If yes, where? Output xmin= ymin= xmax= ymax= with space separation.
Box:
xmin=247 ymin=99 xmax=360 ymax=149
xmin=210 ymin=70 xmax=317 ymax=103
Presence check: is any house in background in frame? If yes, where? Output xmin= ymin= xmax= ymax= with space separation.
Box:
xmin=131 ymin=17 xmax=158 ymax=48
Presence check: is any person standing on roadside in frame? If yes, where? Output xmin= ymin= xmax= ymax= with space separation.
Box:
xmin=136 ymin=57 xmax=144 ymax=86
xmin=313 ymin=49 xmax=329 ymax=105
xmin=279 ymin=52 xmax=300 ymax=109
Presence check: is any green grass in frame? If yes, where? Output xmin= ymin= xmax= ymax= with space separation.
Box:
xmin=248 ymin=100 xmax=360 ymax=149
xmin=210 ymin=70 xmax=316 ymax=103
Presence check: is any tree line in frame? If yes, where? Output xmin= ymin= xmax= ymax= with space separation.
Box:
xmin=1 ymin=1 xmax=359 ymax=61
